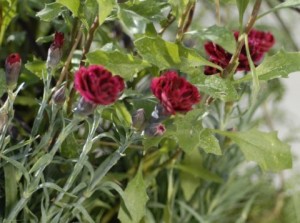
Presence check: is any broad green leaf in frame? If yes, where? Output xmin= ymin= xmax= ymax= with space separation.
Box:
xmin=118 ymin=8 xmax=148 ymax=34
xmin=36 ymin=3 xmax=62 ymax=21
xmin=169 ymin=109 xmax=205 ymax=153
xmin=0 ymin=0 xmax=17 ymax=45
xmin=118 ymin=167 xmax=148 ymax=223
xmin=120 ymin=1 xmax=168 ymax=21
xmin=97 ymin=0 xmax=116 ymax=25
xmin=86 ymin=50 xmax=150 ymax=80
xmin=186 ymin=25 xmax=236 ymax=54
xmin=0 ymin=69 xmax=7 ymax=97
xmin=25 ymin=59 xmax=46 ymax=79
xmin=236 ymin=0 xmax=250 ymax=24
xmin=199 ymin=129 xmax=222 ymax=155
xmin=57 ymin=0 xmax=80 ymax=17
xmin=215 ymin=129 xmax=292 ymax=171
xmin=199 ymin=75 xmax=239 ymax=101
xmin=180 ymin=149 xmax=202 ymax=200
xmin=259 ymin=0 xmax=300 ymax=19
xmin=236 ymin=51 xmax=300 ymax=83
xmin=135 ymin=36 xmax=221 ymax=72
xmin=61 ymin=134 xmax=80 ymax=159
xmin=143 ymin=135 xmax=165 ymax=150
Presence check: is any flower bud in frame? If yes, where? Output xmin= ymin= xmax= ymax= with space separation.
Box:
xmin=52 ymin=86 xmax=66 ymax=105
xmin=74 ymin=97 xmax=96 ymax=116
xmin=5 ymin=53 xmax=22 ymax=89
xmin=144 ymin=122 xmax=166 ymax=137
xmin=46 ymin=32 xmax=64 ymax=69
xmin=131 ymin=108 xmax=145 ymax=131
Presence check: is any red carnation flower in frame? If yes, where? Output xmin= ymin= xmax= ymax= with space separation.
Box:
xmin=74 ymin=65 xmax=125 ymax=105
xmin=46 ymin=32 xmax=64 ymax=69
xmin=204 ymin=29 xmax=275 ymax=75
xmin=5 ymin=53 xmax=22 ymax=88
xmin=151 ymin=71 xmax=200 ymax=114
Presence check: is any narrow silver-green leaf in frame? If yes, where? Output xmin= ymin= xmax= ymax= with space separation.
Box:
xmin=215 ymin=129 xmax=292 ymax=171
xmin=259 ymin=0 xmax=300 ymax=19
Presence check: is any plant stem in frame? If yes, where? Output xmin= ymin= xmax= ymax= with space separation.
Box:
xmin=55 ymin=111 xmax=102 ymax=202
xmin=31 ymin=69 xmax=52 ymax=136
xmin=223 ymin=0 xmax=262 ymax=78
xmin=176 ymin=1 xmax=196 ymax=42
xmin=55 ymin=28 xmax=83 ymax=89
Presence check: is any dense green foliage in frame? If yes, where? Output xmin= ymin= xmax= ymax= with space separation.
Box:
xmin=1 ymin=0 xmax=300 ymax=222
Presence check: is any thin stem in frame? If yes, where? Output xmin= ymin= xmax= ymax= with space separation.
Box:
xmin=158 ymin=11 xmax=176 ymax=35
xmin=31 ymin=69 xmax=52 ymax=136
xmin=80 ymin=16 xmax=99 ymax=66
xmin=55 ymin=28 xmax=83 ymax=88
xmin=55 ymin=111 xmax=102 ymax=202
xmin=176 ymin=2 xmax=196 ymax=42
xmin=223 ymin=0 xmax=262 ymax=78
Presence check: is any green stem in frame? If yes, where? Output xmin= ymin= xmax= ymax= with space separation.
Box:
xmin=4 ymin=118 xmax=80 ymax=222
xmin=31 ymin=69 xmax=52 ymax=136
xmin=55 ymin=111 xmax=102 ymax=202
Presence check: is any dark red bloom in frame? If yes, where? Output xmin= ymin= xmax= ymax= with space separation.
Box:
xmin=47 ymin=32 xmax=64 ymax=69
xmin=151 ymin=71 xmax=200 ymax=114
xmin=5 ymin=53 xmax=22 ymax=88
xmin=204 ymin=29 xmax=275 ymax=75
xmin=74 ymin=65 xmax=125 ymax=105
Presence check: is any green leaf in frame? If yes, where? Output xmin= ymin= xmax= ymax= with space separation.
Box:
xmin=86 ymin=50 xmax=150 ymax=80
xmin=169 ymin=109 xmax=207 ymax=153
xmin=61 ymin=134 xmax=80 ymax=159
xmin=199 ymin=75 xmax=239 ymax=101
xmin=29 ymin=154 xmax=52 ymax=174
xmin=135 ymin=36 xmax=220 ymax=72
xmin=236 ymin=51 xmax=300 ymax=83
xmin=236 ymin=0 xmax=250 ymax=24
xmin=259 ymin=0 xmax=300 ymax=19
xmin=120 ymin=1 xmax=168 ymax=21
xmin=118 ymin=167 xmax=148 ymax=223
xmin=142 ymin=135 xmax=165 ymax=150
xmin=215 ymin=129 xmax=292 ymax=171
xmin=186 ymin=25 xmax=236 ymax=54
xmin=199 ymin=129 xmax=222 ymax=155
xmin=0 ymin=0 xmax=17 ymax=45
xmin=114 ymin=102 xmax=132 ymax=127
xmin=118 ymin=8 xmax=148 ymax=34
xmin=25 ymin=58 xmax=46 ymax=79
xmin=179 ymin=149 xmax=202 ymax=200
xmin=97 ymin=0 xmax=116 ymax=25
xmin=56 ymin=0 xmax=80 ymax=17
xmin=0 ymin=69 xmax=7 ymax=97
xmin=36 ymin=3 xmax=62 ymax=21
